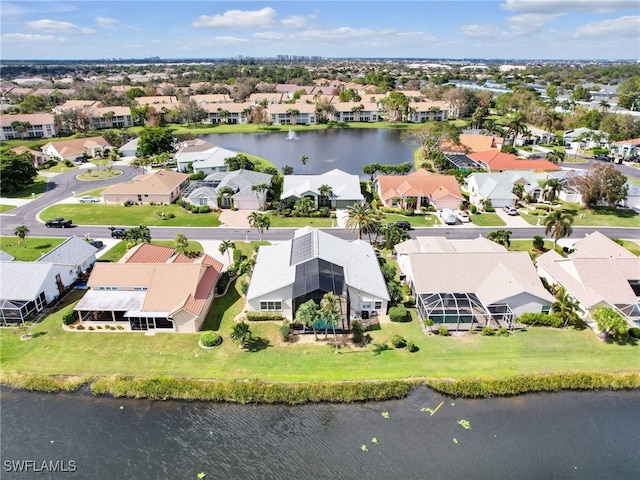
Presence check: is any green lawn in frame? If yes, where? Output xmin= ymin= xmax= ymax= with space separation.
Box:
xmin=508 ymin=239 xmax=560 ymax=258
xmin=520 ymin=203 xmax=639 ymax=227
xmin=74 ymin=187 xmax=107 ymax=198
xmin=0 ymin=237 xmax=66 ymax=261
xmin=1 ymin=176 xmax=48 ymax=199
xmin=620 ymin=240 xmax=640 ymax=256
xmin=2 ymin=297 xmax=637 ymax=382
xmin=41 ymin=163 xmax=79 ymax=173
xmin=0 ymin=205 xmax=16 ymax=213
xmin=77 ymin=169 xmax=122 ymax=181
xmin=266 ymin=214 xmax=333 ymax=227
xmin=469 ymin=212 xmax=506 ymax=226
xmin=40 ymin=204 xmax=221 ymax=227
xmin=383 ymin=213 xmax=438 ymax=227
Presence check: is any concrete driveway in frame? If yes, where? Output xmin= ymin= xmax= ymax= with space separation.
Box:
xmin=494 ymin=208 xmax=532 ymax=227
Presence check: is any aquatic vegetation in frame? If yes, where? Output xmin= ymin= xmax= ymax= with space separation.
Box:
xmin=453 ymin=438 xmax=458 ymax=444
xmin=381 ymin=411 xmax=390 ymax=418
xmin=371 ymin=438 xmax=378 ymax=444
xmin=361 ymin=444 xmax=368 ymax=451
xmin=457 ymin=419 xmax=471 ymax=430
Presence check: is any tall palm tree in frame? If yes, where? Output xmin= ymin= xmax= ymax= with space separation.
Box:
xmin=599 ymin=100 xmax=610 ymax=112
xmin=487 ymin=229 xmax=512 ymax=248
xmin=318 ymin=184 xmax=333 ymax=208
xmin=247 ymin=212 xmax=270 ymax=242
xmin=14 ymin=225 xmax=29 ymax=247
xmin=345 ymin=203 xmax=377 ymax=240
xmin=251 ymin=183 xmax=270 ymax=210
xmin=551 ymin=285 xmax=581 ymax=327
xmin=544 ymin=209 xmax=575 ymax=250
xmin=320 ymin=292 xmax=342 ymax=352
xmin=543 ymin=178 xmax=562 ymax=203
xmin=218 ymin=240 xmax=235 ymax=265
xmin=295 ymin=299 xmax=319 ymax=339
xmin=300 ymin=154 xmax=309 ymax=173
xmin=505 ymin=113 xmax=527 ymax=146
xmin=546 ymin=150 xmax=565 ymax=165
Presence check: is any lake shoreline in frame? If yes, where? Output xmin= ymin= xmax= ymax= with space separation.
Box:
xmin=2 ymin=371 xmax=638 ymax=404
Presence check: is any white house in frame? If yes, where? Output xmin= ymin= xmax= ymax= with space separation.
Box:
xmin=36 ymin=235 xmax=98 ymax=274
xmin=464 ymin=171 xmax=543 ymax=208
xmin=281 ymin=169 xmax=364 ymax=209
xmin=42 ymin=136 xmax=111 ymax=161
xmin=246 ymin=227 xmax=390 ymax=326
xmin=0 ymin=113 xmax=56 ymax=140
xmin=175 ymin=140 xmax=237 ymax=175
xmin=183 ymin=169 xmax=273 ymax=210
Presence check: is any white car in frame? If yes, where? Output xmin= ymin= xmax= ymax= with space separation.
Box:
xmin=78 ymin=195 xmax=101 ymax=203
xmin=457 ymin=211 xmax=470 ymax=223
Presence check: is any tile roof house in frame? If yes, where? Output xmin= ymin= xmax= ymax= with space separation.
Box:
xmin=41 ymin=136 xmax=111 ymax=161
xmin=9 ymin=146 xmax=50 ymax=168
xmin=268 ymin=103 xmax=317 ymax=125
xmin=282 ymin=169 xmax=364 ymax=209
xmin=0 ymin=113 xmax=57 ymax=141
xmin=468 ymin=150 xmax=561 ymax=172
xmin=536 ymin=232 xmax=640 ymax=324
xmin=611 ymin=137 xmax=640 ymax=158
xmin=74 ymin=243 xmax=223 ymax=332
xmin=405 ymin=248 xmax=554 ymax=331
xmin=182 ymin=169 xmax=273 ymax=210
xmin=102 ymin=170 xmax=190 ymax=205
xmin=374 ymin=170 xmax=463 ymax=211
xmin=464 ymin=171 xmax=543 ymax=208
xmin=440 ymin=134 xmax=503 ymax=154
xmin=246 ymin=227 xmax=389 ymax=327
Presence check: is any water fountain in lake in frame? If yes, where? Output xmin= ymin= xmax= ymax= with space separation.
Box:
xmin=286 ymin=128 xmax=298 ymax=140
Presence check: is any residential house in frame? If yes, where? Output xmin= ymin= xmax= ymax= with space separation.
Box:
xmin=248 ymin=93 xmax=284 ymax=105
xmin=201 ymin=102 xmax=248 ymax=124
xmin=445 ymin=154 xmax=484 ymax=171
xmin=102 ymin=170 xmax=190 ymax=205
xmin=536 ymin=232 xmax=640 ymax=325
xmin=0 ymin=113 xmax=56 ymax=140
xmin=515 ymin=126 xmax=556 ymax=146
xmin=331 ymin=102 xmax=380 ymax=123
xmin=41 ymin=136 xmax=111 ymax=161
xmin=190 ymin=94 xmax=232 ymax=105
xmin=440 ymin=133 xmax=503 ymax=155
xmin=611 ymin=137 xmax=640 ymax=158
xmin=563 ymin=128 xmax=609 ymax=149
xmin=468 ymin=150 xmax=561 ymax=172
xmin=9 ymin=146 xmax=50 ymax=168
xmin=246 ymin=227 xmax=390 ymax=325
xmin=268 ymin=103 xmax=317 ymax=125
xmin=464 ymin=171 xmax=543 ymax=208
xmin=281 ymin=169 xmax=364 ymax=209
xmin=182 ymin=169 xmax=273 ymax=210
xmin=135 ymin=96 xmax=179 ymax=107
xmin=73 ymin=243 xmax=223 ymax=332
xmin=87 ymin=106 xmax=134 ymax=129
xmin=405 ymin=249 xmax=554 ymax=331
xmin=176 ymin=142 xmax=238 ymax=175
xmin=375 ymin=170 xmax=464 ymax=210
xmin=36 ymin=235 xmax=98 ymax=275
xmin=405 ymin=101 xmax=450 ymax=122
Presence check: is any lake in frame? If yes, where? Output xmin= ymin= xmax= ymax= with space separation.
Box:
xmin=2 ymin=387 xmax=639 ymax=479
xmin=200 ymin=129 xmax=417 ymax=176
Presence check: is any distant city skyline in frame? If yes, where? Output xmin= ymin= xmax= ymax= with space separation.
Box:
xmin=2 ymin=1 xmax=639 ymax=61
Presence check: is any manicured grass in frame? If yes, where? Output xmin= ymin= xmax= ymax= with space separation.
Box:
xmin=619 ymin=239 xmax=640 ymax=256
xmin=628 ymin=177 xmax=640 ymax=186
xmin=520 ymin=203 xmax=639 ymax=227
xmin=1 ymin=176 xmax=48 ymax=199
xmin=383 ymin=213 xmax=438 ymax=227
xmin=469 ymin=212 xmax=506 ymax=226
xmin=2 ymin=300 xmax=637 ymax=382
xmin=0 ymin=205 xmax=16 ymax=213
xmin=0 ymin=236 xmax=66 ymax=261
xmin=41 ymin=163 xmax=79 ymax=173
xmin=40 ymin=204 xmax=221 ymax=227
xmin=77 ymin=169 xmax=122 ymax=181
xmin=508 ymin=239 xmax=559 ymax=259
xmin=266 ymin=214 xmax=333 ymax=228
xmin=74 ymin=187 xmax=107 ymax=198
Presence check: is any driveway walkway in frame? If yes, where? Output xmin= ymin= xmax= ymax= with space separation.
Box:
xmin=219 ymin=209 xmax=251 ymax=227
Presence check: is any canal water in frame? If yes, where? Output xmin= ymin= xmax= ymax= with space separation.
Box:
xmin=200 ymin=129 xmax=416 ymax=176
xmin=2 ymin=387 xmax=639 ymax=479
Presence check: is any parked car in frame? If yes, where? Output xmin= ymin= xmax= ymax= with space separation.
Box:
xmin=86 ymin=239 xmax=104 ymax=249
xmin=73 ymin=156 xmax=87 ymax=163
xmin=439 ymin=208 xmax=457 ymax=225
xmin=109 ymin=227 xmax=127 ymax=239
xmin=388 ymin=221 xmax=411 ymax=230
xmin=78 ymin=195 xmax=101 ymax=203
xmin=594 ymin=154 xmax=613 ymax=162
xmin=503 ymin=205 xmax=518 ymax=216
xmin=45 ymin=217 xmax=72 ymax=228
xmin=456 ymin=211 xmax=470 ymax=223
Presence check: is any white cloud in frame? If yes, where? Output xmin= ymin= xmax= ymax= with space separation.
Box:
xmin=254 ymin=32 xmax=287 ymax=41
xmin=573 ymin=15 xmax=640 ymax=37
xmin=96 ymin=17 xmax=119 ymax=28
xmin=280 ymin=15 xmax=309 ymax=29
xmin=213 ymin=36 xmax=249 ymax=44
xmin=3 ymin=32 xmax=65 ymax=42
xmin=193 ymin=7 xmax=277 ymax=28
xmin=459 ymin=23 xmax=499 ymax=39
xmin=502 ymin=0 xmax=638 ymax=14
xmin=506 ymin=13 xmax=563 ymax=34
xmin=25 ymin=19 xmax=95 ymax=34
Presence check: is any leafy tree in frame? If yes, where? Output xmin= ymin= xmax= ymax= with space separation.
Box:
xmin=546 ymin=150 xmax=565 ymax=165
xmin=394 ymin=162 xmax=412 ymax=175
xmin=230 ymin=321 xmax=252 ymax=348
xmin=218 ymin=240 xmax=235 ymax=264
xmin=174 ymin=233 xmax=189 ymax=253
xmin=403 ymin=121 xmax=461 ymax=156
xmin=294 ymin=197 xmax=315 ymax=214
xmin=512 ymin=184 xmax=524 ymax=200
xmin=487 ymin=229 xmax=512 ymax=248
xmin=544 ymin=210 xmax=574 ymax=249
xmin=571 ymin=85 xmax=592 ymax=102
xmin=14 ymin=225 xmax=29 ymax=247
xmin=318 ymin=184 xmax=333 ymax=207
xmin=247 ymin=212 xmax=270 ymax=242
xmin=136 ymin=127 xmax=174 ymax=157
xmin=224 ymin=154 xmax=255 ymax=171
xmin=593 ymin=306 xmax=628 ymax=341
xmin=10 ymin=120 xmax=31 ymax=139
xmin=320 ymin=292 xmax=342 ymax=352
xmin=362 ymin=163 xmax=381 ymax=182
xmin=380 ymin=262 xmax=397 ymax=283
xmin=251 ymin=183 xmax=270 ymax=210
xmin=176 ymin=99 xmax=207 ymax=126
xmin=572 ymin=164 xmax=628 ymax=207
xmin=0 ymin=151 xmax=38 ymax=194
xmin=125 ymin=225 xmax=152 ymax=245
xmin=551 ymin=285 xmax=581 ymax=327
xmin=345 ymin=203 xmax=378 ymax=240
xmin=295 ymin=299 xmax=319 ymax=339
xmin=300 ymin=154 xmax=309 ymax=173
xmin=616 ymin=76 xmax=640 ymax=110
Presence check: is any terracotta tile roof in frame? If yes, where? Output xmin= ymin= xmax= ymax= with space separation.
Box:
xmin=613 ymin=137 xmax=640 ymax=146
xmin=469 ymin=150 xmax=561 ymax=171
xmin=0 ymin=113 xmax=55 ymax=127
xmin=121 ymin=243 xmax=175 ymax=264
xmin=102 ymin=170 xmax=189 ymax=196
xmin=376 ymin=170 xmax=463 ymax=202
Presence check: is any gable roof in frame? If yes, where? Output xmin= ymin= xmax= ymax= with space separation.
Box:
xmin=102 ymin=170 xmax=189 ymax=196
xmin=376 ymin=170 xmax=463 ymax=202
xmin=176 ymin=146 xmax=238 ymax=169
xmin=36 ymin=235 xmax=97 ymax=267
xmin=0 ymin=262 xmax=57 ymax=301
xmin=395 ymin=236 xmax=507 ymax=255
xmin=468 ymin=171 xmax=541 ymax=200
xmin=282 ymin=169 xmax=364 ymax=202
xmin=468 ymin=150 xmax=561 ymax=171
xmin=42 ymin=136 xmax=111 ymax=156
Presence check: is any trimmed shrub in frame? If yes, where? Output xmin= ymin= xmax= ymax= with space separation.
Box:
xmin=628 ymin=327 xmax=640 ymax=339
xmin=498 ymin=327 xmax=510 ymax=337
xmin=518 ymin=312 xmax=563 ymax=328
xmin=279 ymin=320 xmax=292 ymax=341
xmin=76 ymin=324 xmax=85 ymax=330
xmin=246 ymin=311 xmax=284 ymax=322
xmin=62 ymin=311 xmax=77 ymax=326
xmin=437 ymin=325 xmax=450 ymax=336
xmin=532 ymin=235 xmax=545 ymax=251
xmin=389 ymin=305 xmax=411 ymax=323
xmin=88 ymin=326 xmax=95 ymax=331
xmin=424 ymin=318 xmax=435 ymax=327
xmin=481 ymin=326 xmax=495 ymax=336
xmin=406 ymin=341 xmax=418 ymax=353
xmin=200 ymin=331 xmax=221 ymax=347
xmin=351 ymin=320 xmax=364 ymax=344
xmin=391 ymin=334 xmax=406 ymax=349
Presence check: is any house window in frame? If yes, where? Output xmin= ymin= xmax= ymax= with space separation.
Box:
xmin=362 ymin=301 xmax=372 ymax=311
xmin=374 ymin=301 xmax=383 ymax=311
xmin=133 ymin=287 xmax=147 ymax=291
xmin=98 ymin=286 xmax=117 ymax=291
xmin=541 ymin=305 xmax=551 ymax=314
xmin=260 ymin=300 xmax=282 ymax=311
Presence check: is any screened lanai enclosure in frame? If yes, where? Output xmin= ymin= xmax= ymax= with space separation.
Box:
xmin=0 ymin=292 xmax=47 ymax=323
xmin=416 ymin=292 xmax=515 ymax=332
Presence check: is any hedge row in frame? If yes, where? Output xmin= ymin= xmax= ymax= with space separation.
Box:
xmin=379 ymin=206 xmax=415 ymax=216
xmin=246 ymin=312 xmax=284 ymax=322
xmin=518 ymin=312 xmax=563 ymax=328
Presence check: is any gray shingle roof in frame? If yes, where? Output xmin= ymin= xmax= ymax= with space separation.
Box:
xmin=36 ymin=236 xmax=97 ymax=267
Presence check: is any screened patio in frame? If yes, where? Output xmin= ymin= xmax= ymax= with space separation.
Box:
xmin=0 ymin=291 xmax=47 ymax=323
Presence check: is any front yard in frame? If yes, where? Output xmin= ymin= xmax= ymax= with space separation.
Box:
xmin=469 ymin=212 xmax=506 ymax=226
xmin=519 ymin=202 xmax=639 ymax=227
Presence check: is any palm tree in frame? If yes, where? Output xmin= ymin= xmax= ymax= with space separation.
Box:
xmin=599 ymin=100 xmax=610 ymax=112
xmin=300 ymin=154 xmax=309 ymax=173
xmin=381 ymin=224 xmax=410 ymax=250
xmin=543 ymin=178 xmax=562 ymax=203
xmin=230 ymin=321 xmax=251 ymax=348
xmin=544 ymin=209 xmax=575 ymax=250
xmin=345 ymin=203 xmax=377 ymax=240
xmin=318 ymin=184 xmax=333 ymax=208
xmin=247 ymin=212 xmax=270 ymax=242
xmin=487 ymin=229 xmax=512 ymax=248
xmin=512 ymin=184 xmax=525 ymax=200
xmin=10 ymin=121 xmax=31 ymax=139
xmin=295 ymin=299 xmax=319 ymax=340
xmin=218 ymin=240 xmax=235 ymax=265
xmin=551 ymin=285 xmax=581 ymax=327
xmin=546 ymin=150 xmax=565 ymax=165
xmin=251 ymin=183 xmax=270 ymax=210
xmin=505 ymin=114 xmax=527 ymax=146
xmin=14 ymin=225 xmax=29 ymax=247
xmin=320 ymin=292 xmax=342 ymax=352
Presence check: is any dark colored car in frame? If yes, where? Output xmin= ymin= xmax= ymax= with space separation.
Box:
xmin=389 ymin=221 xmax=411 ymax=230
xmin=594 ymin=154 xmax=613 ymax=162
xmin=86 ymin=240 xmax=104 ymax=249
xmin=109 ymin=227 xmax=127 ymax=238
xmin=45 ymin=217 xmax=72 ymax=228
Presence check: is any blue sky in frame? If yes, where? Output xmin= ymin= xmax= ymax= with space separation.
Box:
xmin=2 ymin=1 xmax=639 ymax=60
